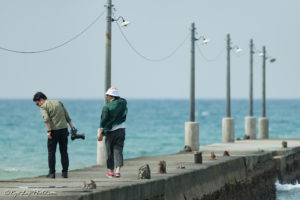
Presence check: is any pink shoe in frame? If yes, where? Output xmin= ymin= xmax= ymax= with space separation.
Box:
xmin=114 ymin=172 xmax=121 ymax=178
xmin=106 ymin=171 xmax=114 ymax=178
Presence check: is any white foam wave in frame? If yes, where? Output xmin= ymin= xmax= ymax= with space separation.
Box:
xmin=0 ymin=167 xmax=22 ymax=173
xmin=6 ymin=168 xmax=20 ymax=172
xmin=276 ymin=180 xmax=300 ymax=191
xmin=201 ymin=111 xmax=209 ymax=116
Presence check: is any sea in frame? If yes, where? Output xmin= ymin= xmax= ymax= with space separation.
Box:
xmin=0 ymin=99 xmax=299 ymax=199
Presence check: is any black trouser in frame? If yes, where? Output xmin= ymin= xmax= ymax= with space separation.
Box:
xmin=47 ymin=128 xmax=69 ymax=174
xmin=105 ymin=128 xmax=125 ymax=170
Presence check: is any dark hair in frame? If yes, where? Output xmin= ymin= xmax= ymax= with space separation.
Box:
xmin=33 ymin=92 xmax=47 ymax=101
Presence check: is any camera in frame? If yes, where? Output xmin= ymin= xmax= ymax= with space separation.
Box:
xmin=71 ymin=127 xmax=85 ymax=141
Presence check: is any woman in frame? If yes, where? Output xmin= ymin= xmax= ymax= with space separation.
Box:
xmin=97 ymin=87 xmax=128 ymax=178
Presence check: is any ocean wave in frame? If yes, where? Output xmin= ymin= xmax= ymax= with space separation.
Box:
xmin=0 ymin=167 xmax=21 ymax=173
xmin=201 ymin=111 xmax=209 ymax=116
xmin=276 ymin=180 xmax=300 ymax=191
xmin=0 ymin=167 xmax=43 ymax=181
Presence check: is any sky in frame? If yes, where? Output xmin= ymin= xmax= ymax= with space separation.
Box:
xmin=0 ymin=0 xmax=299 ymax=99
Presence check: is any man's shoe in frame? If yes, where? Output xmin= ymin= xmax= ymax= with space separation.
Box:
xmin=62 ymin=172 xmax=68 ymax=178
xmin=46 ymin=173 xmax=55 ymax=179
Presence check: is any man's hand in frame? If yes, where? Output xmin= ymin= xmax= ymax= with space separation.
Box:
xmin=47 ymin=132 xmax=52 ymax=139
xmin=97 ymin=133 xmax=103 ymax=141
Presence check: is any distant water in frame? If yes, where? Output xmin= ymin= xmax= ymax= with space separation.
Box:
xmin=0 ymin=99 xmax=299 ymax=199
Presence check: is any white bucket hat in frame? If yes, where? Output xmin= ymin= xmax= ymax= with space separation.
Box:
xmin=106 ymin=87 xmax=119 ymax=97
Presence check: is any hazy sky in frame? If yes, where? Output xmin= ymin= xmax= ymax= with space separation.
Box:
xmin=0 ymin=0 xmax=299 ymax=99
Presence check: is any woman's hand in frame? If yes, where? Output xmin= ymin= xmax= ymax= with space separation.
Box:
xmin=97 ymin=133 xmax=103 ymax=141
xmin=97 ymin=128 xmax=104 ymax=141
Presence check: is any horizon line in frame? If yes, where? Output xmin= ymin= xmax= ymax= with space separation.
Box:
xmin=0 ymin=97 xmax=299 ymax=100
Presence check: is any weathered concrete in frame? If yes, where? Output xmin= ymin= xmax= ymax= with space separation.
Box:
xmin=245 ymin=116 xmax=256 ymax=139
xmin=259 ymin=117 xmax=269 ymax=139
xmin=97 ymin=137 xmax=107 ymax=166
xmin=222 ymin=117 xmax=234 ymax=143
xmin=1 ymin=139 xmax=300 ymax=200
xmin=274 ymin=146 xmax=300 ymax=184
xmin=184 ymin=122 xmax=199 ymax=151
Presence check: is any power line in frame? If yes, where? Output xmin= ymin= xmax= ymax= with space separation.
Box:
xmin=0 ymin=9 xmax=105 ymax=54
xmin=196 ymin=43 xmax=225 ymax=62
xmin=115 ymin=22 xmax=189 ymax=62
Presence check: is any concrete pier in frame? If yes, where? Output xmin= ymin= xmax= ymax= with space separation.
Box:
xmin=245 ymin=116 xmax=256 ymax=139
xmin=222 ymin=117 xmax=234 ymax=142
xmin=1 ymin=139 xmax=300 ymax=200
xmin=184 ymin=122 xmax=199 ymax=151
xmin=96 ymin=137 xmax=107 ymax=166
xmin=259 ymin=117 xmax=269 ymax=139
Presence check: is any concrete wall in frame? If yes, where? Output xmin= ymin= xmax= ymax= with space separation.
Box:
xmin=78 ymin=148 xmax=300 ymax=200
xmin=274 ymin=146 xmax=300 ymax=184
xmin=76 ymin=148 xmax=300 ymax=200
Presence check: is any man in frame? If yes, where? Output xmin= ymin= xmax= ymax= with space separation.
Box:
xmin=97 ymin=87 xmax=128 ymax=178
xmin=33 ymin=92 xmax=74 ymax=179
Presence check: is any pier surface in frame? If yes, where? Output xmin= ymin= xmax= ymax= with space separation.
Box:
xmin=1 ymin=139 xmax=300 ymax=200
